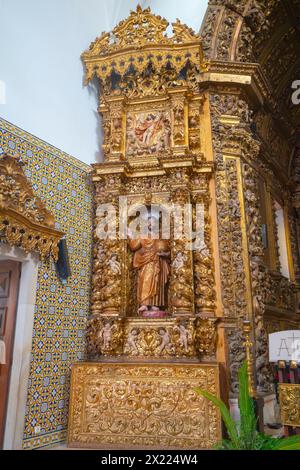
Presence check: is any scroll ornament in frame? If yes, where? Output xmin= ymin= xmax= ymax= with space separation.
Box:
xmin=0 ymin=154 xmax=62 ymax=260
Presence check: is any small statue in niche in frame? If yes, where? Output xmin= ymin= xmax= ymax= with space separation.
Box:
xmin=126 ymin=328 xmax=139 ymax=354
xmin=172 ymin=252 xmax=186 ymax=271
xmin=158 ymin=328 xmax=171 ymax=353
xmin=98 ymin=319 xmax=123 ymax=354
xmin=128 ymin=215 xmax=170 ymax=317
xmin=108 ymin=254 xmax=121 ymax=274
xmin=173 ymin=322 xmax=191 ymax=353
xmin=98 ymin=321 xmax=113 ymax=350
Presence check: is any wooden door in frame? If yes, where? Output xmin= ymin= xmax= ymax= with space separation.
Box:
xmin=0 ymin=260 xmax=21 ymax=448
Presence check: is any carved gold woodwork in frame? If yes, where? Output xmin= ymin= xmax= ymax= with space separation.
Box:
xmin=87 ymin=316 xmax=218 ymax=360
xmin=82 ymin=5 xmax=207 ymax=165
xmin=83 ymin=5 xmax=217 ymax=347
xmin=68 ymin=362 xmax=221 ymax=449
xmin=197 ymin=0 xmax=300 ymax=397
xmin=209 ymin=92 xmax=274 ymax=393
xmin=71 ymin=7 xmax=223 ymax=450
xmin=90 ymin=171 xmax=217 ymax=354
xmin=194 ymin=317 xmax=217 ymax=357
xmin=279 ymin=384 xmax=300 ymax=427
xmin=82 ymin=5 xmax=207 ymax=86
xmin=0 ymin=154 xmax=62 ymax=260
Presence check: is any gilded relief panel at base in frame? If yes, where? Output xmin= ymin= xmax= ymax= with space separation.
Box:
xmin=279 ymin=384 xmax=300 ymax=428
xmin=68 ymin=363 xmax=221 ymax=449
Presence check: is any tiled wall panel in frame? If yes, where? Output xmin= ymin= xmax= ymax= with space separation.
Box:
xmin=0 ymin=118 xmax=93 ymax=449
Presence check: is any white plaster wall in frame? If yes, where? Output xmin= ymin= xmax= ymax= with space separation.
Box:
xmin=0 ymin=0 xmax=207 ymax=164
xmin=143 ymin=0 xmax=208 ymax=34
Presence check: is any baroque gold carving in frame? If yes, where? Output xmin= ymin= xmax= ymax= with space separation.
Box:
xmin=87 ymin=316 xmax=218 ymax=360
xmin=68 ymin=362 xmax=221 ymax=449
xmin=0 ymin=154 xmax=62 ymax=260
xmin=86 ymin=316 xmax=124 ymax=356
xmin=193 ymin=189 xmax=216 ymax=314
xmin=82 ymin=6 xmax=207 ymax=85
xmin=242 ymin=163 xmax=272 ymax=393
xmin=123 ymin=318 xmax=195 ymax=358
xmin=84 ymin=7 xmax=218 ymax=378
xmin=279 ymin=384 xmax=300 ymax=427
xmin=194 ymin=317 xmax=217 ymax=357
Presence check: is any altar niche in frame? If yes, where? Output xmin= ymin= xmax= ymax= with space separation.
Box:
xmin=68 ymin=5 xmax=221 ymax=451
xmin=81 ymin=5 xmax=218 ymax=361
xmin=127 ymin=206 xmax=171 ymax=319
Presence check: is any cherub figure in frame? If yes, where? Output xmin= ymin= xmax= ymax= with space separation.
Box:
xmin=108 ymin=254 xmax=121 ymax=274
xmin=173 ymin=322 xmax=191 ymax=353
xmin=99 ymin=322 xmax=112 ymax=350
xmin=127 ymin=328 xmax=139 ymax=353
xmin=158 ymin=328 xmax=170 ymax=353
xmin=172 ymin=252 xmax=186 ymax=271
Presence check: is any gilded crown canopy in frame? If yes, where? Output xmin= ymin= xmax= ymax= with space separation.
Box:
xmin=82 ymin=5 xmax=207 ymax=85
xmin=0 ymin=154 xmax=63 ymax=260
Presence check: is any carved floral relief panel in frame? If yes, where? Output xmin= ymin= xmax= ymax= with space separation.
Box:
xmin=68 ymin=363 xmax=221 ymax=449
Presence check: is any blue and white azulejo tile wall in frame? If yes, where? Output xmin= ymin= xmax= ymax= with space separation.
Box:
xmin=0 ymin=118 xmax=93 ymax=449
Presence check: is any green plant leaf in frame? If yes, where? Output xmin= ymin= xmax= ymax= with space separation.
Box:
xmin=195 ymin=387 xmax=240 ymax=449
xmin=215 ymin=439 xmax=236 ymax=450
xmin=238 ymin=361 xmax=257 ymax=449
xmin=196 ymin=361 xmax=300 ymax=451
xmin=254 ymin=433 xmax=278 ymax=450
xmin=272 ymin=435 xmax=300 ymax=450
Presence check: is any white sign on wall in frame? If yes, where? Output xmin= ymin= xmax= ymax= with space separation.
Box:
xmin=269 ymin=330 xmax=300 ymax=363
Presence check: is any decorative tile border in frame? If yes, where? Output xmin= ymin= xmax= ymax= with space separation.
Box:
xmin=23 ymin=430 xmax=67 ymax=450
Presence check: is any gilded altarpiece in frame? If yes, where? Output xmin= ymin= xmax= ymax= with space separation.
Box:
xmin=68 ymin=7 xmax=221 ymax=449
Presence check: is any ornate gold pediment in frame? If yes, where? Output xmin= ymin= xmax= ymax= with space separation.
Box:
xmin=82 ymin=5 xmax=207 ymax=84
xmin=0 ymin=154 xmax=63 ymax=260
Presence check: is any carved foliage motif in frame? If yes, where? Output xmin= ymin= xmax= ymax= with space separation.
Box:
xmin=194 ymin=317 xmax=217 ymax=357
xmin=168 ymin=190 xmax=194 ymax=314
xmin=172 ymin=94 xmax=186 ymax=148
xmin=0 ymin=154 xmax=62 ymax=260
xmin=92 ymin=196 xmax=122 ymax=316
xmin=279 ymin=384 xmax=300 ymax=427
xmin=209 ymin=91 xmax=275 ymax=392
xmin=68 ymin=363 xmax=221 ymax=449
xmin=253 ymin=110 xmax=291 ymax=171
xmin=82 ymin=6 xmax=206 ymax=86
xmin=227 ymin=327 xmax=246 ymax=395
xmin=109 ymin=100 xmax=124 ymax=157
xmin=265 ymin=274 xmax=296 ymax=312
xmin=242 ymin=163 xmax=272 ymax=393
xmin=216 ymin=157 xmax=247 ymax=318
xmin=202 ymin=0 xmax=282 ymax=63
xmin=87 ymin=316 xmax=218 ymax=360
xmin=193 ymin=191 xmax=216 ymax=313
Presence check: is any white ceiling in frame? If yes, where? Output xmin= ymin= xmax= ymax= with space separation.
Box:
xmin=0 ymin=0 xmax=208 ymax=164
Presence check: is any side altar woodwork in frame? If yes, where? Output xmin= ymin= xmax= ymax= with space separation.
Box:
xmin=68 ymin=6 xmax=221 ymax=449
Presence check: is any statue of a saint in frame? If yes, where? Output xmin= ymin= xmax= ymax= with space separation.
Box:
xmin=128 ymin=217 xmax=170 ymax=315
